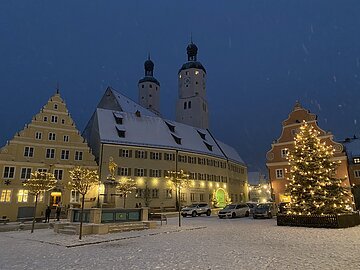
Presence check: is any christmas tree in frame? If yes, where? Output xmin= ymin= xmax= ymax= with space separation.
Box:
xmin=286 ymin=121 xmax=353 ymax=215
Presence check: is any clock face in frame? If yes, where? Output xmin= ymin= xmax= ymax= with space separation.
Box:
xmin=185 ymin=77 xmax=191 ymax=84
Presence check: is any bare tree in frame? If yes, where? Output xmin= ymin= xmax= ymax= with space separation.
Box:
xmin=116 ymin=178 xmax=137 ymax=208
xmin=67 ymin=166 xmax=99 ymax=240
xmin=166 ymin=170 xmax=190 ymax=227
xmin=23 ymin=171 xmax=57 ymax=233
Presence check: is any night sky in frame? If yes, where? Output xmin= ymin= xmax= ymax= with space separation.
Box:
xmin=1 ymin=1 xmax=360 ymax=173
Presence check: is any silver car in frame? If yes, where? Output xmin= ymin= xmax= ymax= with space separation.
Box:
xmin=218 ymin=203 xmax=250 ymax=219
xmin=253 ymin=203 xmax=277 ymax=219
xmin=181 ymin=203 xmax=211 ymax=217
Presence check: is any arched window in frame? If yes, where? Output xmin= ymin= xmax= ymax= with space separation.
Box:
xmin=188 ymin=101 xmax=192 ymax=109
xmin=184 ymin=102 xmax=187 ymax=109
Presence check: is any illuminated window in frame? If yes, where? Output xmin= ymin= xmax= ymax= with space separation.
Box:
xmin=17 ymin=190 xmax=28 ymax=203
xmin=71 ymin=190 xmax=80 ymax=203
xmin=281 ymin=148 xmax=289 ymax=158
xmin=195 ymin=70 xmax=199 ymax=75
xmin=3 ymin=166 xmax=15 ymax=179
xmin=34 ymin=192 xmax=44 ymax=202
xmin=24 ymin=146 xmax=34 ymax=157
xmin=0 ymin=190 xmax=11 ymax=202
xmin=354 ymin=158 xmax=360 ymax=164
xmin=276 ymin=169 xmax=284 ymax=179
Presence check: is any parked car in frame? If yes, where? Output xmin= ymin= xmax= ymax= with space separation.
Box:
xmin=278 ymin=202 xmax=289 ymax=214
xmin=218 ymin=203 xmax=250 ymax=219
xmin=253 ymin=203 xmax=277 ymax=219
xmin=181 ymin=203 xmax=211 ymax=217
xmin=246 ymin=202 xmax=259 ymax=215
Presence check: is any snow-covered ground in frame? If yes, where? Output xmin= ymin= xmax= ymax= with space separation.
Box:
xmin=1 ymin=216 xmax=360 ymax=270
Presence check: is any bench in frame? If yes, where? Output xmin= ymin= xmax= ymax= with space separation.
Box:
xmin=18 ymin=217 xmax=43 ymax=223
xmin=150 ymin=213 xmax=167 ymax=225
xmin=0 ymin=218 xmax=10 ymax=224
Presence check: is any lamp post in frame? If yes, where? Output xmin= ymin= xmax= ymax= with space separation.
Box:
xmin=166 ymin=169 xmax=190 ymax=227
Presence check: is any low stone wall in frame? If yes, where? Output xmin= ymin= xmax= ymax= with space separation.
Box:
xmin=277 ymin=212 xmax=360 ymax=228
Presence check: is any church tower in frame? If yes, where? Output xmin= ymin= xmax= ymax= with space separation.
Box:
xmin=176 ymin=42 xmax=209 ymax=129
xmin=138 ymin=55 xmax=161 ymax=115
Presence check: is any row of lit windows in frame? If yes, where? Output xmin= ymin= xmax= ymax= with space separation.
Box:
xmin=2 ymin=166 xmax=63 ymax=180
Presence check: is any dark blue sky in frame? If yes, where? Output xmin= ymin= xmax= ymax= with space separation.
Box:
xmin=1 ymin=1 xmax=360 ymax=173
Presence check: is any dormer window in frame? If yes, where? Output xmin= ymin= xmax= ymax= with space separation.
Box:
xmin=204 ymin=141 xmax=213 ymax=151
xmin=197 ymin=130 xmax=206 ymax=140
xmin=113 ymin=112 xmax=123 ymax=125
xmin=116 ymin=127 xmax=125 ymax=138
xmin=171 ymin=134 xmax=182 ymax=145
xmin=165 ymin=122 xmax=175 ymax=133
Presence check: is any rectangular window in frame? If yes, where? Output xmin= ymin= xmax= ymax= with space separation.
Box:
xmin=3 ymin=166 xmax=15 ymax=179
xmin=135 ymin=150 xmax=147 ymax=159
xmin=54 ymin=169 xmax=63 ymax=180
xmin=119 ymin=149 xmax=132 ymax=158
xmin=178 ymin=155 xmax=187 ymax=163
xmin=43 ymin=116 xmax=48 ymax=122
xmin=35 ymin=132 xmax=42 ymax=140
xmin=117 ymin=167 xmax=131 ymax=176
xmin=61 ymin=150 xmax=69 ymax=160
xmin=166 ymin=189 xmax=172 ymax=199
xmin=135 ymin=168 xmax=146 ymax=177
xmin=135 ymin=189 xmax=143 ymax=198
xmin=354 ymin=170 xmax=360 ymax=178
xmin=354 ymin=158 xmax=360 ymax=164
xmin=198 ymin=158 xmax=206 ymax=165
xmin=63 ymin=135 xmax=69 ymax=142
xmin=150 ymin=169 xmax=161 ymax=177
xmin=51 ymin=115 xmax=58 ymax=123
xmin=75 ymin=151 xmax=83 ymax=161
xmin=180 ymin=193 xmax=186 ymax=202
xmin=190 ymin=193 xmax=196 ymax=202
xmin=281 ymin=148 xmax=289 ymax=158
xmin=48 ymin=132 xmax=56 ymax=141
xmin=71 ymin=190 xmax=80 ymax=203
xmin=150 ymin=152 xmax=161 ymax=160
xmin=17 ymin=190 xmax=28 ymax=203
xmin=37 ymin=168 xmax=47 ymax=173
xmin=152 ymin=189 xmax=159 ymax=198
xmin=46 ymin=148 xmax=55 ymax=159
xmin=164 ymin=153 xmax=174 ymax=161
xmin=0 ymin=190 xmax=12 ymax=202
xmin=24 ymin=146 xmax=34 ymax=157
xmin=188 ymin=156 xmax=196 ymax=164
xmin=20 ymin=168 xmax=32 ymax=180
xmin=199 ymin=193 xmax=204 ymax=202
xmin=276 ymin=169 xmax=284 ymax=179
xmin=34 ymin=192 xmax=44 ymax=203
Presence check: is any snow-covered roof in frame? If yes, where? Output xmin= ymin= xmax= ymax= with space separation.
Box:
xmin=343 ymin=138 xmax=360 ymax=159
xmin=88 ymin=87 xmax=245 ymax=165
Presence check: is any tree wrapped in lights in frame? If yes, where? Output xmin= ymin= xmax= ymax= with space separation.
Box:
xmin=23 ymin=171 xmax=57 ymax=233
xmin=67 ymin=167 xmax=99 ymax=240
xmin=286 ymin=121 xmax=352 ymax=215
xmin=116 ymin=178 xmax=137 ymax=208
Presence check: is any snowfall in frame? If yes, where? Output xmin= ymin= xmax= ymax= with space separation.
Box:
xmin=1 ymin=216 xmax=360 ymax=270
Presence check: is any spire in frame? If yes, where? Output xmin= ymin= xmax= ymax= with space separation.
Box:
xmin=144 ymin=54 xmax=154 ymax=77
xmin=56 ymin=82 xmax=60 ymax=94
xmin=187 ymin=38 xmax=198 ymax=61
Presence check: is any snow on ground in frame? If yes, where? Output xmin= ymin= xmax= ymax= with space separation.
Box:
xmin=1 ymin=216 xmax=360 ymax=270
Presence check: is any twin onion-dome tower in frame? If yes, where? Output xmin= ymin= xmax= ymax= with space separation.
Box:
xmin=138 ymin=41 xmax=209 ymax=129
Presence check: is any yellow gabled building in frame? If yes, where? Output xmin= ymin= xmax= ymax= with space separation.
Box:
xmin=0 ymin=90 xmax=97 ymax=221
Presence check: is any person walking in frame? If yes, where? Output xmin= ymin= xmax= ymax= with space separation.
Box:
xmin=55 ymin=205 xmax=61 ymax=221
xmin=45 ymin=206 xmax=51 ymax=223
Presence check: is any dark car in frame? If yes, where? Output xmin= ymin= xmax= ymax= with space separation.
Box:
xmin=253 ymin=203 xmax=276 ymax=219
